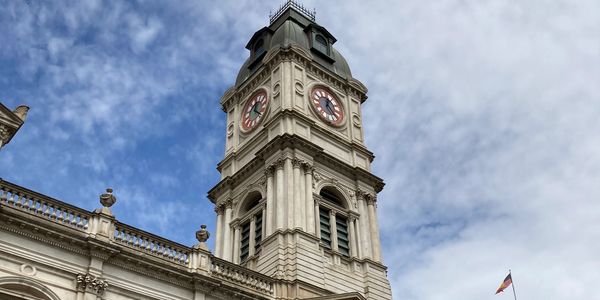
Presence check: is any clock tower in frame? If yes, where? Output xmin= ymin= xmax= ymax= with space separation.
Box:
xmin=208 ymin=2 xmax=392 ymax=299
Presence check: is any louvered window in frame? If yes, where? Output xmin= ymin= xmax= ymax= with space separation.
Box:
xmin=254 ymin=213 xmax=263 ymax=250
xmin=315 ymin=34 xmax=329 ymax=55
xmin=336 ymin=215 xmax=350 ymax=257
xmin=319 ymin=208 xmax=332 ymax=250
xmin=240 ymin=222 xmax=251 ymax=262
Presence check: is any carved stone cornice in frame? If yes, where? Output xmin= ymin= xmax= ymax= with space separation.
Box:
xmin=208 ymin=134 xmax=385 ymax=201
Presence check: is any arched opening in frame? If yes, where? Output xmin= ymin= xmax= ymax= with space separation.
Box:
xmin=0 ymin=276 xmax=60 ymax=300
xmin=319 ymin=186 xmax=346 ymax=208
xmin=237 ymin=191 xmax=264 ymax=263
xmin=318 ymin=186 xmax=350 ymax=257
xmin=240 ymin=191 xmax=262 ymax=215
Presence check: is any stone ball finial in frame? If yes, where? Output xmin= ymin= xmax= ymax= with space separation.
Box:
xmin=195 ymin=224 xmax=210 ymax=243
xmin=99 ymin=188 xmax=116 ymax=208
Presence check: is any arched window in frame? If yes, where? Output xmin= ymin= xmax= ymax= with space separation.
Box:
xmin=318 ymin=187 xmax=350 ymax=257
xmin=314 ymin=34 xmax=329 ymax=55
xmin=0 ymin=276 xmax=61 ymax=300
xmin=238 ymin=191 xmax=264 ymax=263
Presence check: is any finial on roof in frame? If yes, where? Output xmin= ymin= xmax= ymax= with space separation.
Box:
xmin=99 ymin=188 xmax=116 ymax=208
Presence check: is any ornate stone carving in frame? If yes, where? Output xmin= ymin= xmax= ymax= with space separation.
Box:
xmin=76 ymin=273 xmax=108 ymax=295
xmin=291 ymin=158 xmax=303 ymax=168
xmin=257 ymin=175 xmax=267 ymax=188
xmin=0 ymin=124 xmax=10 ymax=144
xmin=313 ymin=172 xmax=323 ymax=183
xmin=301 ymin=161 xmax=313 ymax=173
xmin=99 ymin=188 xmax=116 ymax=208
xmin=356 ymin=190 xmax=377 ymax=205
xmin=275 ymin=158 xmax=285 ymax=169
xmin=225 ymin=198 xmax=234 ymax=209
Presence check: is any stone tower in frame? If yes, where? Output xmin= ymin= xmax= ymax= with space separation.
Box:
xmin=208 ymin=2 xmax=392 ymax=299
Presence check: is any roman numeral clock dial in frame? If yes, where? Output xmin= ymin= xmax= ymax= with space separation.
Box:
xmin=241 ymin=90 xmax=269 ymax=133
xmin=310 ymin=87 xmax=345 ymax=126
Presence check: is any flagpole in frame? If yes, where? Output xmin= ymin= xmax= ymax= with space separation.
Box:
xmin=509 ymin=269 xmax=517 ymax=300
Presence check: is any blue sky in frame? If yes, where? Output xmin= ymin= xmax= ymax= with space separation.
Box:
xmin=1 ymin=1 xmax=599 ymax=300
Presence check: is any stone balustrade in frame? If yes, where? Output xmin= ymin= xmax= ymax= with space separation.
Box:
xmin=211 ymin=257 xmax=274 ymax=295
xmin=114 ymin=222 xmax=190 ymax=265
xmin=0 ymin=179 xmax=275 ymax=298
xmin=0 ymin=179 xmax=90 ymax=231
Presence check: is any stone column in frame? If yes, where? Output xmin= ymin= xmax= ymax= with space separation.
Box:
xmin=232 ymin=223 xmax=241 ymax=264
xmin=285 ymin=158 xmax=294 ymax=229
xmin=275 ymin=159 xmax=285 ymax=230
xmin=249 ymin=216 xmax=256 ymax=257
xmin=314 ymin=199 xmax=321 ymax=239
xmin=330 ymin=210 xmax=338 ymax=252
xmin=292 ymin=158 xmax=303 ymax=229
xmin=214 ymin=205 xmax=223 ymax=257
xmin=353 ymin=218 xmax=363 ymax=258
xmin=266 ymin=167 xmax=275 ymax=235
xmin=348 ymin=215 xmax=358 ymax=258
xmin=357 ymin=192 xmax=372 ymax=259
xmin=261 ymin=204 xmax=267 ymax=238
xmin=304 ymin=164 xmax=315 ymax=234
xmin=222 ymin=199 xmax=233 ymax=261
xmin=367 ymin=195 xmax=382 ymax=262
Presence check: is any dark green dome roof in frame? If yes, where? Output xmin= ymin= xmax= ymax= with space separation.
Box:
xmin=235 ymin=12 xmax=352 ymax=87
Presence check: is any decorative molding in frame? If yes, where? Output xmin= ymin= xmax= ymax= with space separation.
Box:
xmin=76 ymin=273 xmax=108 ymax=295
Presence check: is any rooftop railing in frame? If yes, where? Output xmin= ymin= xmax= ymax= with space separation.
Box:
xmin=269 ymin=0 xmax=315 ymax=24
xmin=0 ymin=179 xmax=90 ymax=231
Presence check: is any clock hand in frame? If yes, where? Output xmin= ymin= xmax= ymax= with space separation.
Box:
xmin=325 ymin=101 xmax=334 ymax=115
xmin=252 ymin=105 xmax=262 ymax=115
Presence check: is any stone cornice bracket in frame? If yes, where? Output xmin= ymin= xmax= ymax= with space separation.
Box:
xmin=76 ymin=273 xmax=108 ymax=295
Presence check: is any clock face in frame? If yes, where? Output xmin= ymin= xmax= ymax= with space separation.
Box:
xmin=241 ymin=91 xmax=269 ymax=132
xmin=310 ymin=87 xmax=344 ymax=126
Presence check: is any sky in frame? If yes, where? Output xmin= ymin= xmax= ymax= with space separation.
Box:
xmin=1 ymin=1 xmax=599 ymax=299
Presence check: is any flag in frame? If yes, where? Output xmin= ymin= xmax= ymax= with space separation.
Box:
xmin=495 ymin=273 xmax=513 ymax=294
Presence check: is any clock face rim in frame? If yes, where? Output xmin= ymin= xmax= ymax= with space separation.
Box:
xmin=309 ymin=86 xmax=345 ymax=127
xmin=240 ymin=90 xmax=270 ymax=133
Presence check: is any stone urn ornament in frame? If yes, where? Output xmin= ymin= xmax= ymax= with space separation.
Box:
xmin=195 ymin=224 xmax=210 ymax=250
xmin=99 ymin=188 xmax=116 ymax=208
xmin=96 ymin=188 xmax=117 ymax=215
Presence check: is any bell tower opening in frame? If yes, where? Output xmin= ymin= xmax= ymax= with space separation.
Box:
xmin=208 ymin=1 xmax=392 ymax=299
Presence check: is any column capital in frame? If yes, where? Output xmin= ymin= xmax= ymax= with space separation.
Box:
xmin=275 ymin=158 xmax=285 ymax=170
xmin=225 ymin=198 xmax=234 ymax=209
xmin=302 ymin=161 xmax=314 ymax=173
xmin=292 ymin=158 xmax=303 ymax=168
xmin=365 ymin=194 xmax=377 ymax=206
xmin=214 ymin=204 xmax=225 ymax=214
